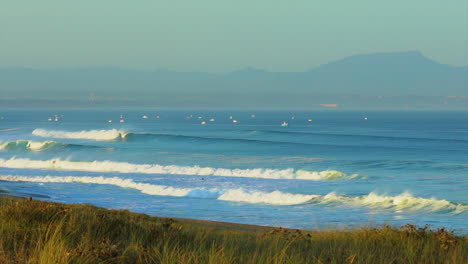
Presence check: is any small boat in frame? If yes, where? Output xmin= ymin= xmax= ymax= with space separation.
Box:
xmin=364 ymin=117 xmax=368 ymax=120
xmin=281 ymin=121 xmax=289 ymax=127
xmin=156 ymin=115 xmax=160 ymax=119
xmin=209 ymin=118 xmax=215 ymax=122
xmin=47 ymin=117 xmax=53 ymax=121
xmin=307 ymin=119 xmax=313 ymax=122
xmin=120 ymin=115 xmax=125 ymax=123
xmin=232 ymin=119 xmax=239 ymax=123
xmin=108 ymin=120 xmax=113 ymax=123
xmin=229 ymin=116 xmax=233 ymax=120
xmin=251 ymin=114 xmax=256 ymax=118
xmin=201 ymin=121 xmax=207 ymax=125
xmin=142 ymin=115 xmax=148 ymax=119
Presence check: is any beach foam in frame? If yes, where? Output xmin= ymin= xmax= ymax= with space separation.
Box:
xmin=0 ymin=157 xmax=363 ymax=181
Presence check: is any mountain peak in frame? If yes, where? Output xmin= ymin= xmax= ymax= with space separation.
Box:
xmin=310 ymin=50 xmax=450 ymax=73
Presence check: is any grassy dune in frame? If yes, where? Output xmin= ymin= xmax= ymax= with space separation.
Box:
xmin=0 ymin=197 xmax=466 ymax=264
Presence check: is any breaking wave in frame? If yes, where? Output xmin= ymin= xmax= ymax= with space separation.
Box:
xmin=0 ymin=140 xmax=58 ymax=151
xmin=0 ymin=158 xmax=363 ymax=181
xmin=28 ymin=129 xmax=360 ymax=149
xmin=0 ymin=175 xmax=193 ymax=197
xmin=0 ymin=174 xmax=466 ymax=212
xmin=317 ymin=192 xmax=468 ymax=214
xmin=31 ymin=128 xmax=309 ymax=146
xmin=0 ymin=140 xmax=99 ymax=151
xmin=32 ymin=129 xmax=128 ymax=141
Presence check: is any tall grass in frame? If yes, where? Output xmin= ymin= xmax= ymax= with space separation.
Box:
xmin=0 ymin=197 xmax=466 ymax=263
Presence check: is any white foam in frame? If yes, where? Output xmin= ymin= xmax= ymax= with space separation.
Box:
xmin=218 ymin=189 xmax=320 ymax=205
xmin=320 ymin=192 xmax=467 ymax=213
xmin=0 ymin=174 xmax=465 ymax=212
xmin=0 ymin=175 xmax=192 ymax=197
xmin=32 ymin=129 xmax=127 ymax=141
xmin=0 ymin=157 xmax=361 ymax=181
xmin=0 ymin=140 xmax=57 ymax=151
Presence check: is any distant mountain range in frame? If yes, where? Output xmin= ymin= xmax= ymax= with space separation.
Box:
xmin=1 ymin=51 xmax=467 ymax=109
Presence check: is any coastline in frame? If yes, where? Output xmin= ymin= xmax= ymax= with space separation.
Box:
xmin=1 ymin=196 xmax=466 ymax=263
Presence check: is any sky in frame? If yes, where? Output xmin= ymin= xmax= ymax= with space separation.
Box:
xmin=0 ymin=0 xmax=467 ymax=72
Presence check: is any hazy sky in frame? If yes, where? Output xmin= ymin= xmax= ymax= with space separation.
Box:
xmin=1 ymin=0 xmax=467 ymax=72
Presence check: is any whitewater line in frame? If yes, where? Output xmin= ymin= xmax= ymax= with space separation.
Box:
xmin=32 ymin=128 xmax=127 ymax=141
xmin=0 ymin=174 xmax=465 ymax=212
xmin=0 ymin=157 xmax=363 ymax=181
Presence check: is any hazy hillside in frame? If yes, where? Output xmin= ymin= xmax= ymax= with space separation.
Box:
xmin=1 ymin=51 xmax=466 ymax=109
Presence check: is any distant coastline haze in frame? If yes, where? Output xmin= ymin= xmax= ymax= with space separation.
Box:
xmin=0 ymin=51 xmax=466 ymax=110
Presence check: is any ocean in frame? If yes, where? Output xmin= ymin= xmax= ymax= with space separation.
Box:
xmin=0 ymin=109 xmax=467 ymax=233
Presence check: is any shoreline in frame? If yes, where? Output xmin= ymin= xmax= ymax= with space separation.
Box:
xmin=0 ymin=194 xmax=287 ymax=233
xmin=1 ymin=196 xmax=466 ymax=263
xmin=2 ymin=193 xmax=466 ymax=235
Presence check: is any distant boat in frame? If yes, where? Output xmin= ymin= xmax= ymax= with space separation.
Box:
xmin=209 ymin=118 xmax=215 ymax=122
xmin=364 ymin=117 xmax=368 ymax=120
xmin=201 ymin=121 xmax=207 ymax=125
xmin=108 ymin=120 xmax=113 ymax=123
xmin=156 ymin=115 xmax=160 ymax=119
xmin=120 ymin=114 xmax=125 ymax=123
xmin=142 ymin=115 xmax=148 ymax=119
xmin=251 ymin=114 xmax=256 ymax=118
xmin=281 ymin=121 xmax=289 ymax=127
xmin=229 ymin=116 xmax=233 ymax=120
xmin=47 ymin=117 xmax=53 ymax=121
xmin=307 ymin=119 xmax=313 ymax=122
xmin=232 ymin=119 xmax=239 ymax=123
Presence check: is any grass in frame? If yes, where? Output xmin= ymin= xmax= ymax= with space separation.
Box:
xmin=0 ymin=197 xmax=466 ymax=263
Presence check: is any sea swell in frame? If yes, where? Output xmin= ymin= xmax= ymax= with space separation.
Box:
xmin=31 ymin=128 xmax=307 ymax=146
xmin=247 ymin=129 xmax=468 ymax=144
xmin=31 ymin=129 xmax=465 ymax=152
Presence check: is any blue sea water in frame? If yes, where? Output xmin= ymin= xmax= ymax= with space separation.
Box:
xmin=0 ymin=110 xmax=467 ymax=233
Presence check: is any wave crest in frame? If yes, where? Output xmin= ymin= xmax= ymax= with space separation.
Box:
xmin=0 ymin=158 xmax=362 ymax=181
xmin=0 ymin=140 xmax=59 ymax=151
xmin=32 ymin=129 xmax=127 ymax=141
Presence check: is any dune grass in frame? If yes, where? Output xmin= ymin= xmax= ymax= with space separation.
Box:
xmin=0 ymin=197 xmax=466 ymax=263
